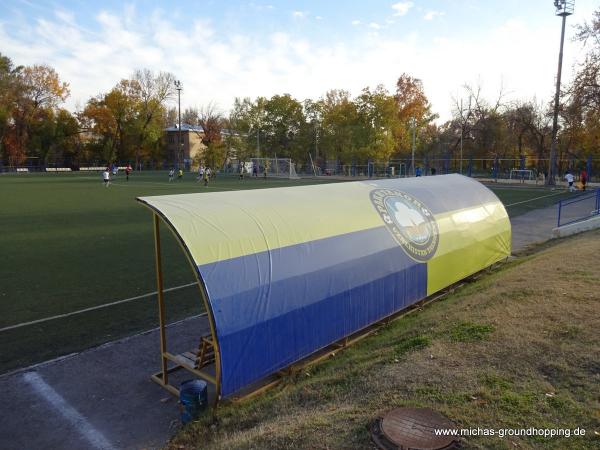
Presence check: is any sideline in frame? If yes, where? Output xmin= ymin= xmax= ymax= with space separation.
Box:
xmin=22 ymin=372 xmax=117 ymax=450
xmin=0 ymin=282 xmax=197 ymax=333
xmin=504 ymin=191 xmax=566 ymax=207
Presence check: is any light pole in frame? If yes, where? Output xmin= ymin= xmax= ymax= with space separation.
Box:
xmin=410 ymin=117 xmax=417 ymax=176
xmin=460 ymin=99 xmax=463 ymax=175
xmin=174 ymin=80 xmax=182 ymax=169
xmin=547 ymin=0 xmax=574 ymax=185
xmin=314 ymin=120 xmax=319 ymax=160
xmin=256 ymin=128 xmax=260 ymax=158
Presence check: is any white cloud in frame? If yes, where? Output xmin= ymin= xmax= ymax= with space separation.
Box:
xmin=424 ymin=10 xmax=445 ymax=21
xmin=249 ymin=3 xmax=274 ymax=11
xmin=0 ymin=6 xmax=590 ymax=123
xmin=351 ymin=20 xmax=361 ymax=26
xmin=316 ymin=16 xmax=323 ymax=21
xmin=292 ymin=11 xmax=306 ymax=18
xmin=369 ymin=22 xmax=381 ymax=30
xmin=391 ymin=1 xmax=414 ymax=17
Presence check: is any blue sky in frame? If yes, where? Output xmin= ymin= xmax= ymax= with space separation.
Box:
xmin=1 ymin=1 xmax=598 ymax=120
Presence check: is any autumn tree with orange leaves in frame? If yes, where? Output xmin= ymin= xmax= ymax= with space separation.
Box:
xmin=394 ymin=73 xmax=437 ymax=155
xmin=0 ymin=57 xmax=72 ymax=166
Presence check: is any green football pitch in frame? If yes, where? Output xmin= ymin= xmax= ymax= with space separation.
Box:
xmin=0 ymin=172 xmax=572 ymax=373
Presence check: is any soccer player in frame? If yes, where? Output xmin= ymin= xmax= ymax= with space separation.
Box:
xmin=580 ymin=168 xmax=587 ymax=191
xmin=125 ymin=164 xmax=132 ymax=181
xmin=565 ymin=170 xmax=575 ymax=192
xmin=169 ymin=168 xmax=175 ymax=182
xmin=239 ymin=163 xmax=244 ymax=180
xmin=177 ymin=168 xmax=183 ymax=180
xmin=203 ymin=167 xmax=210 ymax=186
xmin=102 ymin=169 xmax=110 ymax=187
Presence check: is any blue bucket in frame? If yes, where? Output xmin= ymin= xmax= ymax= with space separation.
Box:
xmin=179 ymin=379 xmax=208 ymax=424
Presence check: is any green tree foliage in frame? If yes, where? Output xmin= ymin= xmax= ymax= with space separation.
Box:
xmin=262 ymin=94 xmax=306 ymax=160
xmin=563 ymin=7 xmax=600 ymax=163
xmin=0 ymin=58 xmax=73 ymax=167
xmin=81 ymin=70 xmax=174 ymax=166
xmin=3 ymin=6 xmax=599 ymax=173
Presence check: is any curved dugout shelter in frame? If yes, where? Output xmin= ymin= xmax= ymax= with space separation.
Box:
xmin=138 ymin=174 xmax=511 ymax=400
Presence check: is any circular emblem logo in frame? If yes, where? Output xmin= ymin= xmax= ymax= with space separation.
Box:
xmin=370 ymin=188 xmax=439 ymax=261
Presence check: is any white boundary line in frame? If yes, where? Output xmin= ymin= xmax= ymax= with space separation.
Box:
xmin=0 ymin=282 xmax=197 ymax=333
xmin=504 ymin=191 xmax=565 ymax=207
xmin=22 ymin=371 xmax=117 ymax=450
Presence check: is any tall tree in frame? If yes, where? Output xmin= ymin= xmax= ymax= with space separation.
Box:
xmin=82 ymin=70 xmax=174 ymax=167
xmin=395 ymin=74 xmax=436 ymax=154
xmin=355 ymin=85 xmax=400 ymax=161
xmin=262 ymin=94 xmax=305 ymax=160
xmin=2 ymin=63 xmax=70 ymax=166
xmin=131 ymin=69 xmax=175 ymax=167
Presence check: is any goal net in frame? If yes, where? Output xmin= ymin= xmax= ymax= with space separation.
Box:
xmin=509 ymin=169 xmax=533 ymax=181
xmin=250 ymin=158 xmax=299 ymax=179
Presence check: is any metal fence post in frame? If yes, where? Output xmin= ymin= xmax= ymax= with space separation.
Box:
xmin=557 ymin=200 xmax=562 ymax=228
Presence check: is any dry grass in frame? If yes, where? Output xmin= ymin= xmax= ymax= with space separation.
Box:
xmin=168 ymin=230 xmax=600 ymax=450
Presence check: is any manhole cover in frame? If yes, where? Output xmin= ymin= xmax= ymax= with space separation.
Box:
xmin=371 ymin=407 xmax=460 ymax=450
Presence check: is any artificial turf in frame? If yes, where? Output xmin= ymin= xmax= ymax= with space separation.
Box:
xmin=0 ymin=172 xmax=574 ymax=373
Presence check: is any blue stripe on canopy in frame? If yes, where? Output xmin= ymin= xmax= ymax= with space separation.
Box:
xmin=198 ymin=226 xmax=427 ymax=397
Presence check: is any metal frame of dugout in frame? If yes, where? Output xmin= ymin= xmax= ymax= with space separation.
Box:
xmin=149 ymin=213 xmax=221 ymax=401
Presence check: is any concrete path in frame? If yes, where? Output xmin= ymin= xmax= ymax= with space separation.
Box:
xmin=0 ymin=198 xmax=592 ymax=450
xmin=0 ymin=316 xmax=210 ymax=450
xmin=510 ymin=192 xmax=596 ymax=253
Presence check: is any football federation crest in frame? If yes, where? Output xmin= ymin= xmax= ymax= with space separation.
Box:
xmin=370 ymin=188 xmax=439 ymax=261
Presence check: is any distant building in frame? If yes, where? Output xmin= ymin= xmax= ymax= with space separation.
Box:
xmin=164 ymin=124 xmax=207 ymax=169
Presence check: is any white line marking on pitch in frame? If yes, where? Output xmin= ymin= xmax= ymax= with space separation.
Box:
xmin=505 ymin=191 xmax=565 ymax=207
xmin=22 ymin=372 xmax=117 ymax=450
xmin=0 ymin=282 xmax=197 ymax=333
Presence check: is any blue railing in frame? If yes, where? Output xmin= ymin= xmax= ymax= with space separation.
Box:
xmin=557 ymin=189 xmax=600 ymax=227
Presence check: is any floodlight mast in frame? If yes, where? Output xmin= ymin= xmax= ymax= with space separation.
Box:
xmin=174 ymin=80 xmax=183 ymax=169
xmin=547 ymin=0 xmax=574 ymax=185
xmin=410 ymin=117 xmax=416 ymax=176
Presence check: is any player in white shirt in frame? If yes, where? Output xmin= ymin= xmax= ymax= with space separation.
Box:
xmin=565 ymin=171 xmax=575 ymax=192
xmin=102 ymin=169 xmax=110 ymax=187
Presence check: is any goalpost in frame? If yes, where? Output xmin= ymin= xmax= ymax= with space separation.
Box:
xmin=509 ymin=169 xmax=534 ymax=182
xmin=250 ymin=157 xmax=300 ymax=179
